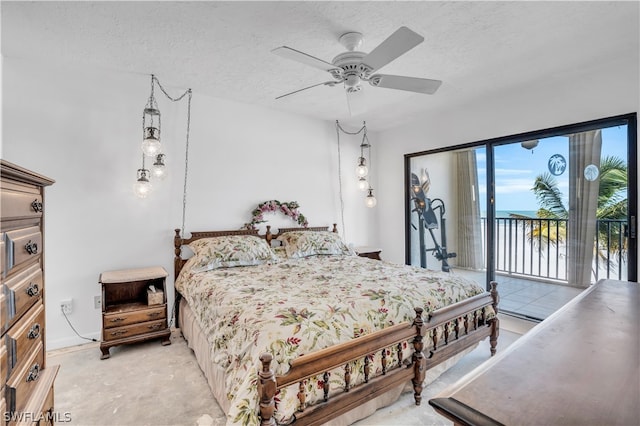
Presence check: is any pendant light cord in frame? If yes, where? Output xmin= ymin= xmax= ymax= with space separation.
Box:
xmin=335 ymin=121 xmax=369 ymax=241
xmin=147 ymin=75 xmax=193 ymax=237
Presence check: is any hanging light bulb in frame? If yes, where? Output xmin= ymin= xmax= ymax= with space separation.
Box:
xmin=151 ymin=153 xmax=167 ymax=180
xmin=357 ymin=177 xmax=369 ymax=191
xmin=133 ymin=168 xmax=152 ymax=198
xmin=142 ymin=126 xmax=161 ymax=157
xmin=365 ymin=188 xmax=377 ymax=208
xmin=355 ymin=157 xmax=368 ymax=178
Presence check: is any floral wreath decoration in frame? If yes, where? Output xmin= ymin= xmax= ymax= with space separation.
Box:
xmin=244 ymin=200 xmax=309 ymax=230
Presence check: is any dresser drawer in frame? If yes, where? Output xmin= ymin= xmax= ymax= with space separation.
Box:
xmin=1 ymin=343 xmax=7 ymax=382
xmin=103 ymin=305 xmax=166 ymax=329
xmin=1 ymin=396 xmax=6 ymax=426
xmin=7 ymin=303 xmax=44 ymax=377
xmin=102 ymin=319 xmax=167 ymax=342
xmin=0 ymin=185 xmax=43 ymax=223
xmin=6 ymin=341 xmax=44 ymax=414
xmin=5 ymin=228 xmax=42 ymax=274
xmin=1 ymin=236 xmax=5 ymax=276
xmin=4 ymin=264 xmax=42 ymax=326
xmin=0 ymin=289 xmax=6 ymax=333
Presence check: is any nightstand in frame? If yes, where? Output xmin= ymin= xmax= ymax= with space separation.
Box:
xmin=355 ymin=246 xmax=382 ymax=260
xmin=99 ymin=266 xmax=171 ymax=359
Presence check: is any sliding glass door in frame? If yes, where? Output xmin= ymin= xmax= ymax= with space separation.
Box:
xmin=405 ymin=114 xmax=636 ymax=320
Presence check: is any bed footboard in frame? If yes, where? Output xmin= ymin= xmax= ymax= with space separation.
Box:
xmin=259 ymin=282 xmax=499 ymax=426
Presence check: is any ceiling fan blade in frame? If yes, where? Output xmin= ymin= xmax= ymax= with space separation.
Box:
xmin=369 ymin=74 xmax=442 ymax=94
xmin=361 ymin=27 xmax=424 ymax=73
xmin=272 ymin=46 xmax=338 ymax=72
xmin=275 ymin=81 xmax=337 ymax=100
xmin=346 ymin=88 xmax=366 ymax=117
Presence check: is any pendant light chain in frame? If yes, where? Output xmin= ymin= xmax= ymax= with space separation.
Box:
xmin=181 ymin=90 xmax=192 ymax=239
xmin=136 ymin=74 xmax=193 ymax=234
xmin=336 ymin=120 xmax=376 ymax=208
xmin=148 ymin=75 xmax=192 ymax=236
xmin=335 ymin=121 xmax=346 ymax=241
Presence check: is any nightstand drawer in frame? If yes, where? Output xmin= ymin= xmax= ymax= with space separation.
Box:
xmin=4 ymin=264 xmax=43 ymax=326
xmin=104 ymin=305 xmax=166 ymax=329
xmin=7 ymin=303 xmax=44 ymax=377
xmin=5 ymin=227 xmax=42 ymax=273
xmin=103 ymin=319 xmax=167 ymax=342
xmin=6 ymin=341 xmax=44 ymax=414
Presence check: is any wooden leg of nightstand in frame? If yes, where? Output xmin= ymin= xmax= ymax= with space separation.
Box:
xmin=161 ymin=336 xmax=171 ymax=346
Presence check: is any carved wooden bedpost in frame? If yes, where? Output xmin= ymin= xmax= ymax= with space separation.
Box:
xmin=265 ymin=225 xmax=273 ymax=245
xmin=490 ymin=281 xmax=500 ymax=356
xmin=411 ymin=307 xmax=427 ymax=406
xmin=174 ymin=229 xmax=183 ymax=280
xmin=258 ymin=353 xmax=277 ymax=426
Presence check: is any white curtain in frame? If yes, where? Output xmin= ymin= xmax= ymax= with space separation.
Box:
xmin=456 ymin=150 xmax=484 ymax=269
xmin=568 ymin=130 xmax=602 ymax=288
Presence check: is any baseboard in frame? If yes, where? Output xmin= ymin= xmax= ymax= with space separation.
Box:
xmin=47 ymin=331 xmax=101 ymax=351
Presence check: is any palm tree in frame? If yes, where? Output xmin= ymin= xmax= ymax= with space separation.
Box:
xmin=514 ymin=156 xmax=628 ymax=261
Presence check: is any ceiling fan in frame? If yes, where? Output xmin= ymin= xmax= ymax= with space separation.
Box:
xmin=272 ymin=26 xmax=442 ymax=114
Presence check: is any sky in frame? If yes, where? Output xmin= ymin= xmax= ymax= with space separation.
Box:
xmin=476 ymin=125 xmax=628 ymax=214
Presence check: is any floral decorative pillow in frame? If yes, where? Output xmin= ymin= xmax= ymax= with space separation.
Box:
xmin=278 ymin=231 xmax=354 ymax=258
xmin=188 ymin=235 xmax=278 ymax=272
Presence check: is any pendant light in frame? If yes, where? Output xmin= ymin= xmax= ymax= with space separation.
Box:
xmin=133 ymin=166 xmax=152 ymax=198
xmin=151 ymin=153 xmax=167 ymax=180
xmin=365 ymin=187 xmax=377 ymax=208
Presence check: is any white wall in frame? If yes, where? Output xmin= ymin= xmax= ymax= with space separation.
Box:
xmin=1 ymin=58 xmax=376 ymax=349
xmin=374 ymin=54 xmax=639 ymax=265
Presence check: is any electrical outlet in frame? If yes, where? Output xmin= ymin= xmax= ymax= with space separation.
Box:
xmin=94 ymin=295 xmax=102 ymax=309
xmin=60 ymin=299 xmax=72 ymax=315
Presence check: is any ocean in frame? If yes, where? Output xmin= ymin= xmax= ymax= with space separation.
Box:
xmin=488 ymin=210 xmax=539 ymax=218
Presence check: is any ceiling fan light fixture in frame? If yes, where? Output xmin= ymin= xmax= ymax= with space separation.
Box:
xmin=344 ymin=74 xmax=361 ymax=88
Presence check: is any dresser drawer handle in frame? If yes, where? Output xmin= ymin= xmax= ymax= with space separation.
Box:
xmin=110 ymin=330 xmax=128 ymax=337
xmin=31 ymin=199 xmax=43 ymax=213
xmin=109 ymin=317 xmax=125 ymax=323
xmin=26 ymin=283 xmax=40 ymax=297
xmin=147 ymin=312 xmax=162 ymax=318
xmin=148 ymin=323 xmax=163 ymax=331
xmin=25 ymin=240 xmax=38 ymax=255
xmin=27 ymin=323 xmax=41 ymax=340
xmin=26 ymin=363 xmax=40 ymax=383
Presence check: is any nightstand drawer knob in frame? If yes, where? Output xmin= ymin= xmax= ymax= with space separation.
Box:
xmin=109 ymin=317 xmax=125 ymax=323
xmin=147 ymin=312 xmax=161 ymax=318
xmin=25 ymin=240 xmax=38 ymax=255
xmin=31 ymin=199 xmax=43 ymax=213
xmin=26 ymin=363 xmax=40 ymax=383
xmin=148 ymin=323 xmax=163 ymax=331
xmin=26 ymin=282 xmax=40 ymax=297
xmin=27 ymin=323 xmax=41 ymax=340
xmin=110 ymin=330 xmax=128 ymax=337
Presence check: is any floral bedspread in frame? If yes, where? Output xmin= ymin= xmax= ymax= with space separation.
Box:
xmin=175 ymin=255 xmax=488 ymax=425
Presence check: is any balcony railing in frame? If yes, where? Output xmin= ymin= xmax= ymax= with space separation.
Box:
xmin=481 ymin=217 xmax=628 ymax=283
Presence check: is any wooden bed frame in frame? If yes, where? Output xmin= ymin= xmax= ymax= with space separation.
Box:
xmin=173 ymin=225 xmax=499 ymax=426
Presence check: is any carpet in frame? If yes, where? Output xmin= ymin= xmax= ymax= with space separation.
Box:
xmin=48 ymin=317 xmax=526 ymax=425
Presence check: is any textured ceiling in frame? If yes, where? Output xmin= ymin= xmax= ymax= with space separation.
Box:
xmin=2 ymin=1 xmax=638 ymax=131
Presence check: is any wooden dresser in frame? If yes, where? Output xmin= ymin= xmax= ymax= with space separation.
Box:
xmin=429 ymin=279 xmax=640 ymax=426
xmin=1 ymin=160 xmax=58 ymax=425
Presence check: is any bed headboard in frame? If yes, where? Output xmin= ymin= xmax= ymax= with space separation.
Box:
xmin=173 ymin=223 xmax=337 ymax=280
